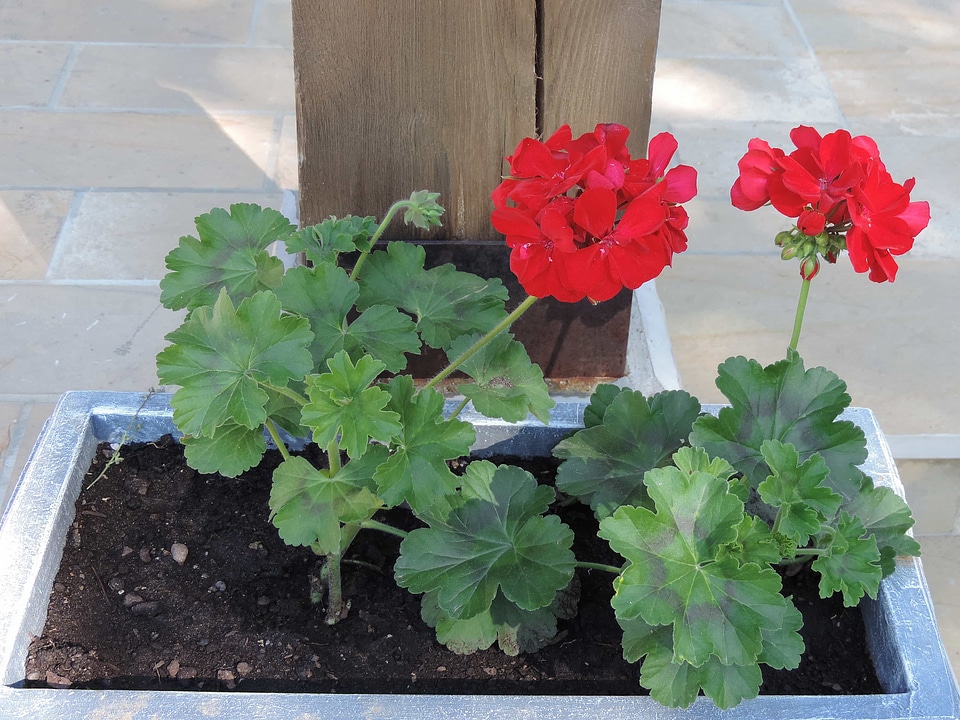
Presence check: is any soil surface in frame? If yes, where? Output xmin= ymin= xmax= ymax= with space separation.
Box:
xmin=25 ymin=436 xmax=883 ymax=696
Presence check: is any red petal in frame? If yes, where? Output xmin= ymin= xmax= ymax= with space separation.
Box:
xmin=573 ymin=188 xmax=617 ymax=238
xmin=662 ymin=164 xmax=698 ymax=203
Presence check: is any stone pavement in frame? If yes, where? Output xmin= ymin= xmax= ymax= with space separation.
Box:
xmin=0 ymin=0 xmax=957 ymax=684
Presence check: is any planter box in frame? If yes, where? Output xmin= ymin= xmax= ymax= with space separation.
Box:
xmin=0 ymin=391 xmax=957 ymax=719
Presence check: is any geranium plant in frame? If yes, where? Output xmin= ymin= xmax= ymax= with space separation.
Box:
xmin=154 ymin=122 xmax=924 ymax=710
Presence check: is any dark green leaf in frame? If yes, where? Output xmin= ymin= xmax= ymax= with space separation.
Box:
xmin=812 ymin=512 xmax=883 ymax=606
xmin=373 ymin=376 xmax=475 ymax=511
xmin=843 ymin=482 xmax=921 ymax=574
xmin=394 ymin=461 xmax=575 ymax=619
xmin=690 ymin=355 xmax=867 ymax=500
xmin=583 ymin=384 xmax=624 ymax=428
xmin=159 ymin=204 xmax=292 ymax=311
xmin=447 ymin=332 xmax=553 ymax=424
xmin=284 ymin=215 xmax=378 ymax=265
xmin=356 ymin=242 xmax=509 ymax=351
xmin=553 ymin=389 xmax=701 ymax=520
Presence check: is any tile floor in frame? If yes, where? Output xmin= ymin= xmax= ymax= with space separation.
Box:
xmin=0 ymin=0 xmax=957 ymax=687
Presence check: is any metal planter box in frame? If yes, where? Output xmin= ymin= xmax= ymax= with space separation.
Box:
xmin=0 ymin=391 xmax=957 ymax=720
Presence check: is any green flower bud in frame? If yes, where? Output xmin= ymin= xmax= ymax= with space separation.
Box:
xmin=800 ymin=240 xmax=816 ymax=258
xmin=781 ymin=246 xmax=798 ymax=261
xmin=775 ymin=230 xmax=794 ymax=248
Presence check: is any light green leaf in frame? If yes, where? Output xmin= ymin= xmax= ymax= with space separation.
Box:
xmin=599 ymin=460 xmax=788 ymax=668
xmin=394 ymin=461 xmax=575 ymax=619
xmin=284 ymin=214 xmax=378 ymax=265
xmin=301 ymin=351 xmax=401 ymax=458
xmin=812 ymin=512 xmax=883 ymax=607
xmin=373 ymin=376 xmax=475 ymax=511
xmin=181 ymin=422 xmax=267 ymax=478
xmin=342 ymin=304 xmax=421 ymax=373
xmin=690 ymin=355 xmax=867 ymax=500
xmin=553 ymin=389 xmax=701 ymax=520
xmin=159 ymin=204 xmax=292 ymax=311
xmin=447 ymin=332 xmax=554 ymax=424
xmin=156 ymin=289 xmax=313 ymax=437
xmin=402 ymin=190 xmax=445 ymax=230
xmin=758 ymin=440 xmax=842 ymax=545
xmin=356 ymin=241 xmax=509 ymax=351
xmin=269 ymin=452 xmax=384 ymax=554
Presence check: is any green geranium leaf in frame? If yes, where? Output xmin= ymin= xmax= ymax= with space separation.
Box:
xmin=843 ymin=482 xmax=921 ymax=575
xmin=395 ymin=461 xmax=575 ymax=619
xmin=181 ymin=422 xmax=267 ymax=478
xmin=421 ymin=589 xmax=559 ymax=656
xmin=583 ymin=383 xmax=624 ymax=428
xmin=301 ymin=351 xmax=401 ymax=459
xmin=812 ymin=512 xmax=883 ymax=607
xmin=553 ymin=389 xmax=701 ymax=520
xmin=599 ymin=458 xmax=789 ymax=668
xmin=156 ymin=289 xmax=313 ymax=438
xmin=269 ymin=453 xmax=384 ymax=554
xmin=355 ymin=241 xmax=509 ymax=351
xmin=758 ymin=440 xmax=842 ymax=545
xmin=447 ymin=332 xmax=554 ymax=424
xmin=758 ymin=601 xmax=804 ymax=670
xmin=276 ymin=265 xmax=419 ymax=372
xmin=690 ymin=355 xmax=868 ymax=501
xmin=284 ymin=214 xmax=379 ymax=265
xmin=159 ymin=204 xmax=293 ymax=311
xmin=722 ymin=515 xmax=783 ymax=566
xmin=373 ymin=376 xmax=475 ymax=511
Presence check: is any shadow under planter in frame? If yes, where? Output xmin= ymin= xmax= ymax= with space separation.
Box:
xmin=0 ymin=392 xmax=957 ymax=719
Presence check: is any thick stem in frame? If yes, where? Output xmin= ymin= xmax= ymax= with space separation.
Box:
xmin=448 ymin=396 xmax=471 ymax=419
xmin=324 ymin=553 xmax=344 ymax=625
xmin=264 ymin=420 xmax=290 ymax=461
xmin=261 ymin=381 xmax=309 ymax=407
xmin=349 ymin=199 xmax=409 ymax=282
xmin=576 ymin=561 xmax=624 ymax=575
xmin=423 ymin=294 xmax=539 ymax=391
xmin=788 ymin=277 xmax=812 ymax=356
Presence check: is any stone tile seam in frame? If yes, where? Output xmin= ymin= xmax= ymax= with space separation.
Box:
xmin=262 ymin=113 xmax=286 ymax=193
xmin=0 ymin=107 xmax=288 ymax=116
xmin=0 ymin=279 xmax=161 ymax=288
xmin=44 ymin=42 xmax=80 ymax=109
xmin=44 ymin=190 xmax=84 ymax=280
xmin=247 ymin=0 xmax=268 ymax=47
xmin=0 ymin=185 xmax=287 ymax=194
xmin=0 ymin=39 xmax=290 ymax=50
xmin=779 ymin=0 xmax=850 ymax=127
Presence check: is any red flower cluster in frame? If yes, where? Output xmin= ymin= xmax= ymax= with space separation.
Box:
xmin=731 ymin=126 xmax=930 ymax=283
xmin=491 ymin=124 xmax=697 ymax=302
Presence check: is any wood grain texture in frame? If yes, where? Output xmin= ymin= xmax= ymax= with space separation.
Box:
xmin=292 ymin=0 xmax=536 ymax=240
xmin=541 ymin=0 xmax=662 ymax=151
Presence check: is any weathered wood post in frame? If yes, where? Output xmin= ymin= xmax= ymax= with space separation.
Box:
xmin=292 ymin=0 xmax=663 ymax=385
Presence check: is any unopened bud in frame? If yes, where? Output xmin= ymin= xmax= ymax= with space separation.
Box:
xmin=800 ymin=240 xmax=816 ymax=258
xmin=781 ymin=246 xmax=798 ymax=261
xmin=815 ymin=233 xmax=829 ymax=248
xmin=774 ymin=230 xmax=794 ymax=248
xmin=800 ymin=255 xmax=820 ymax=281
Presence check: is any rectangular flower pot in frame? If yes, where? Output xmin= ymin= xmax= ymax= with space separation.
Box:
xmin=0 ymin=391 xmax=957 ymax=719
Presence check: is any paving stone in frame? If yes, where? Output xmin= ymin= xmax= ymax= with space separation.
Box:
xmin=0 ymin=190 xmax=73 ymax=280
xmin=1 ymin=402 xmax=54 ymax=516
xmin=0 ymin=112 xmax=275 ymax=189
xmin=0 ymin=43 xmax=72 ymax=107
xmin=47 ymin=191 xmax=285 ymax=281
xmin=274 ymin=114 xmax=298 ymax=191
xmin=915 ymin=534 xmax=960 ymax=684
xmin=250 ymin=0 xmax=294 ymax=47
xmin=59 ymin=45 xmax=294 ymax=112
xmin=898 ymin=460 xmax=960 ymax=535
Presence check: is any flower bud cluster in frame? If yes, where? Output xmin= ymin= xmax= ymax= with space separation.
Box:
xmin=774 ymin=227 xmax=846 ymax=281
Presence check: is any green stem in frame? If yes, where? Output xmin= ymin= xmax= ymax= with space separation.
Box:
xmin=448 ymin=396 xmax=471 ymax=419
xmin=576 ymin=561 xmax=624 ymax=575
xmin=423 ymin=294 xmax=539 ymax=391
xmin=788 ymin=277 xmax=812 ymax=356
xmin=324 ymin=553 xmax=344 ymax=625
xmin=349 ymin=199 xmax=410 ymax=282
xmin=261 ymin=381 xmax=308 ymax=407
xmin=264 ymin=420 xmax=290 ymax=461
xmin=792 ymin=547 xmax=826 ymax=557
xmin=327 ymin=439 xmax=341 ymax=475
xmin=359 ymin=519 xmax=409 ymax=540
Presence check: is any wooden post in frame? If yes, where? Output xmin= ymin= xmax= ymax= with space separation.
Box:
xmin=292 ymin=0 xmax=663 ymax=383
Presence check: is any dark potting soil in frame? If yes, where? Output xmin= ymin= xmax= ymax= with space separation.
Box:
xmin=24 ymin=436 xmax=884 ymax=696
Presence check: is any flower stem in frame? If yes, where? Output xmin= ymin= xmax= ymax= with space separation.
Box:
xmin=324 ymin=552 xmax=344 ymax=625
xmin=349 ymin=199 xmax=410 ymax=282
xmin=326 ymin=439 xmax=341 ymax=475
xmin=448 ymin=396 xmax=471 ymax=419
xmin=423 ymin=294 xmax=539 ymax=391
xmin=576 ymin=561 xmax=623 ymax=575
xmin=360 ymin=518 xmax=409 ymax=540
xmin=264 ymin=420 xmax=290 ymax=461
xmin=788 ymin=277 xmax=812 ymax=356
xmin=261 ymin=381 xmax=308 ymax=407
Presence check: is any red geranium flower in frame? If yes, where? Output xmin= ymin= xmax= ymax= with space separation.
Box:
xmin=492 ymin=124 xmax=697 ymax=302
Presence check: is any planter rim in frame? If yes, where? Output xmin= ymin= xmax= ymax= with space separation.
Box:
xmin=0 ymin=390 xmax=957 ymax=720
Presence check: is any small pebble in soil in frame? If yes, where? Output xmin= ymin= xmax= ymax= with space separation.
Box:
xmin=167 ymin=659 xmax=180 ymax=678
xmin=256 ymin=596 xmax=270 ymax=606
xmin=129 ymin=601 xmax=161 ymax=617
xmin=138 ymin=547 xmax=151 ymax=563
xmin=210 ymin=580 xmax=227 ymax=593
xmin=236 ymin=662 xmax=252 ymax=675
xmin=123 ymin=593 xmax=143 ymax=607
xmin=170 ymin=543 xmax=189 ymax=565
xmin=107 ymin=576 xmax=124 ymax=592
xmin=121 ymin=546 xmax=133 ymax=557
